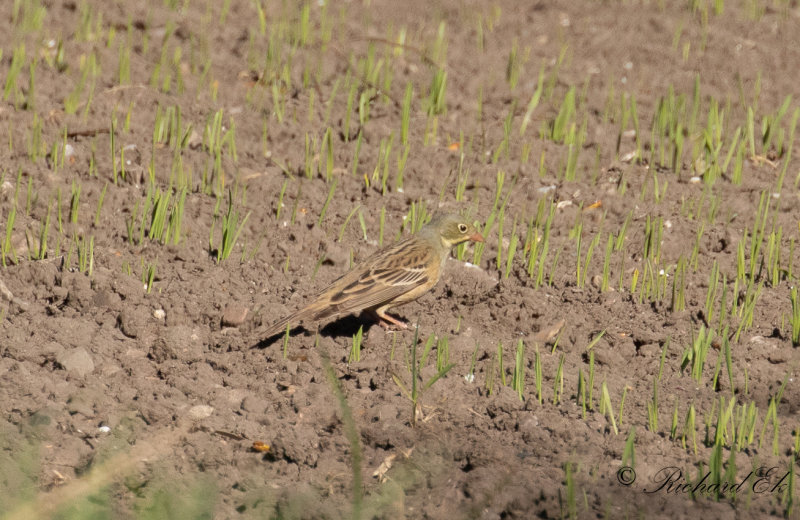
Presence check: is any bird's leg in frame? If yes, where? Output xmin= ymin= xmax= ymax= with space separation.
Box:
xmin=367 ymin=308 xmax=408 ymax=330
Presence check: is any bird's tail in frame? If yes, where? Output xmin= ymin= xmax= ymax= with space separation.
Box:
xmin=262 ymin=312 xmax=301 ymax=338
xmin=261 ymin=305 xmax=319 ymax=338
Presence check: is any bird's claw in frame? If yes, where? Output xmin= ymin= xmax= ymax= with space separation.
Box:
xmin=378 ymin=319 xmax=408 ymax=331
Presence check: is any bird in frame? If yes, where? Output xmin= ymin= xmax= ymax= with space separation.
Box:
xmin=261 ymin=213 xmax=484 ymax=338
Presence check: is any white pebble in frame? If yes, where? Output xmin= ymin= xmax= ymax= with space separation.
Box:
xmin=187 ymin=405 xmax=214 ymax=420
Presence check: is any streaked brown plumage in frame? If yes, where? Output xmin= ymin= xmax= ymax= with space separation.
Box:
xmin=262 ymin=213 xmax=484 ymax=337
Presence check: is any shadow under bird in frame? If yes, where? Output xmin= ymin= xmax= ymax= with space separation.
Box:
xmin=262 ymin=213 xmax=484 ymax=338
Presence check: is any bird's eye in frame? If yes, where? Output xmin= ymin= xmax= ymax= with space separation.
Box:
xmin=458 ymin=223 xmax=468 ymax=233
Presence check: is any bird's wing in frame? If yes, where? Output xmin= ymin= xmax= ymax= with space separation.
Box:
xmin=309 ymin=238 xmax=437 ymax=320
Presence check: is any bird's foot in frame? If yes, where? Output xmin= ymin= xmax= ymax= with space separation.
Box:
xmin=369 ymin=309 xmax=408 ymax=331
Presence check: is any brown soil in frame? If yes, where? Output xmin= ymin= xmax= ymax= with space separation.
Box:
xmin=2 ymin=0 xmax=800 ymax=518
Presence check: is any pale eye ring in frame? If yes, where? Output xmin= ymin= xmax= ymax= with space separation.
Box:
xmin=458 ymin=223 xmax=468 ymax=233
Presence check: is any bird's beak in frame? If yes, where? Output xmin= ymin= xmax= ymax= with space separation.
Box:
xmin=470 ymin=232 xmax=484 ymax=243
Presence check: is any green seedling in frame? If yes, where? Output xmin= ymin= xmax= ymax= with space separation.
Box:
xmin=303 ymin=133 xmax=315 ymax=179
xmin=579 ymin=232 xmax=600 ymax=288
xmin=35 ymin=201 xmax=52 ymax=260
xmin=670 ymin=256 xmax=687 ymax=312
xmin=349 ymin=326 xmax=364 ymax=363
xmin=681 ymin=325 xmax=713 ymax=384
xmin=622 ymin=427 xmax=636 ymax=468
xmin=577 ymin=369 xmax=587 ymax=418
xmin=791 ymin=287 xmax=800 ymax=346
xmin=585 ymin=330 xmax=606 ymax=351
xmin=784 ymin=455 xmax=796 ymax=516
xmin=68 ymin=181 xmax=81 ymax=226
xmin=426 ymin=67 xmax=447 ymax=117
xmin=356 ymin=209 xmax=368 ymax=241
xmin=587 ymin=351 xmax=595 ymax=410
xmin=552 ymin=354 xmax=564 ymax=405
xmin=396 ymin=144 xmax=410 ymax=191
xmin=434 ymin=335 xmax=450 ymax=373
xmin=670 ymin=403 xmax=679 ymax=440
xmin=599 ymin=382 xmax=618 ymax=435
xmin=391 ymin=324 xmax=455 ymax=427
xmin=683 ymin=404 xmax=697 ymax=454
xmin=492 ymin=102 xmax=515 ymax=163
xmin=322 ymin=127 xmax=334 ymax=181
xmin=401 ymin=82 xmax=412 ymax=147
xmin=734 ymin=402 xmax=758 ymax=451
xmin=497 ymin=341 xmax=506 ymax=387
xmin=549 ymin=86 xmax=576 ymax=143
xmin=213 ymin=189 xmax=251 ymax=263
xmin=76 ymin=234 xmax=94 ymax=276
xmin=519 ymin=65 xmax=545 ymax=137
xmin=351 ymin=130 xmax=363 ymax=180
xmin=142 ymin=261 xmax=156 ymax=293
xmin=534 ymin=344 xmax=543 ymax=404
xmin=466 ymin=341 xmax=480 ymax=383
xmin=713 ymin=396 xmax=736 ymax=447
xmin=343 ymin=81 xmax=356 ymax=140
xmin=563 ymin=115 xmax=587 ymax=181
xmin=733 ymin=281 xmax=762 ymax=342
xmin=618 ymin=385 xmax=629 ymax=426
xmin=378 ymin=206 xmax=386 ymax=247
xmin=275 ymin=179 xmax=288 ymax=221
xmin=25 ymin=177 xmax=34 ymax=216
xmin=337 ymin=205 xmax=362 ymax=242
xmin=600 ymin=233 xmax=613 ymax=292
xmin=690 ymin=223 xmax=704 ymax=271
xmin=511 ymin=339 xmax=525 ymax=401
xmin=357 ymin=88 xmax=373 ymax=128
xmin=504 ymin=229 xmax=519 ymax=279
xmin=505 ymin=38 xmax=521 ymax=90
xmin=317 ymin=180 xmax=337 ymax=227
xmin=320 ymin=348 xmax=363 ymax=518
xmin=282 ymin=323 xmax=291 ymax=359
xmin=647 ymin=378 xmax=659 ymax=432
xmin=3 ymin=44 xmax=26 ymax=107
xmin=167 ymin=188 xmax=187 ymax=246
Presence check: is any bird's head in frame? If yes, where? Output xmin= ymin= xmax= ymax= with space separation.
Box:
xmin=424 ymin=213 xmax=484 ymax=248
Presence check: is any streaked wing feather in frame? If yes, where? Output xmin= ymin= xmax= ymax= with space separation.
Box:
xmin=312 ymin=239 xmax=434 ymax=318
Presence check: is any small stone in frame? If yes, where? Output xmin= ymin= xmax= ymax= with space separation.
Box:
xmin=1 ymin=181 xmax=13 ymax=201
xmin=56 ymin=347 xmax=94 ymax=376
xmin=118 ymin=308 xmax=147 ymax=338
xmin=187 ymin=130 xmax=203 ymax=149
xmin=768 ymin=352 xmax=789 ymax=364
xmin=153 ymin=308 xmax=166 ymax=320
xmin=187 ymin=405 xmax=214 ymax=420
xmin=241 ymin=395 xmax=265 ymax=413
xmin=64 ymin=144 xmax=76 ymax=163
xmin=149 ymin=338 xmax=177 ymax=363
xmin=518 ymin=414 xmax=540 ymax=434
xmin=226 ymin=388 xmax=249 ymax=407
xmin=221 ymin=304 xmax=249 ymax=327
